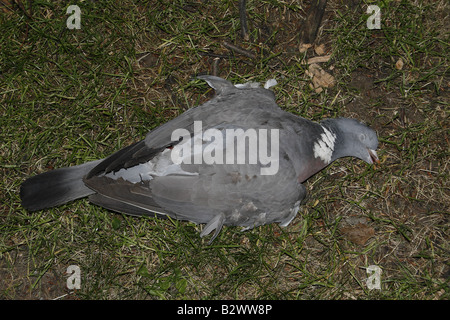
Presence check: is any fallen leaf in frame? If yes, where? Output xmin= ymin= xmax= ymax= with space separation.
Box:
xmin=307 ymin=55 xmax=331 ymax=64
xmin=314 ymin=43 xmax=326 ymax=55
xmin=306 ymin=63 xmax=335 ymax=93
xmin=341 ymin=223 xmax=375 ymax=245
xmin=137 ymin=52 xmax=159 ymax=68
xmin=395 ymin=58 xmax=404 ymax=70
xmin=299 ymin=43 xmax=313 ymax=53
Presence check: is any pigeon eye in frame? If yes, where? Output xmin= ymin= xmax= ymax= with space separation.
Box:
xmin=359 ymin=133 xmax=366 ymax=142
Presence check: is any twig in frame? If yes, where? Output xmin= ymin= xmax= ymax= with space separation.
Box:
xmin=14 ymin=0 xmax=32 ymax=19
xmin=307 ymin=55 xmax=331 ymax=64
xmin=212 ymin=57 xmax=220 ymax=76
xmin=238 ymin=0 xmax=249 ymax=41
xmin=223 ymin=41 xmax=256 ymax=60
xmin=198 ymin=51 xmax=231 ymax=59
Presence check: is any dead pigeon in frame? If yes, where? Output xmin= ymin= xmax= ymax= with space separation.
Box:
xmin=20 ymin=76 xmax=379 ymax=243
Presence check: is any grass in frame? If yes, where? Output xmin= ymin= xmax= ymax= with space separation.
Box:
xmin=0 ymin=0 xmax=448 ymax=299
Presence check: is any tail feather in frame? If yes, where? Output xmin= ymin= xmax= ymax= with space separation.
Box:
xmin=20 ymin=159 xmax=102 ymax=211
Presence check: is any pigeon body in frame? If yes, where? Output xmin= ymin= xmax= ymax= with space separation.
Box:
xmin=20 ymin=76 xmax=379 ymax=242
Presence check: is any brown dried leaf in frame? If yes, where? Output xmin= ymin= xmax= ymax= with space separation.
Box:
xmin=314 ymin=43 xmax=326 ymax=55
xmin=307 ymin=55 xmax=331 ymax=64
xmin=307 ymin=63 xmax=335 ymax=93
xmin=395 ymin=58 xmax=404 ymax=70
xmin=299 ymin=43 xmax=313 ymax=53
xmin=341 ymin=223 xmax=375 ymax=245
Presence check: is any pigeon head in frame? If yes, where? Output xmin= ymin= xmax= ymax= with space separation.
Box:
xmin=321 ymin=118 xmax=379 ymax=165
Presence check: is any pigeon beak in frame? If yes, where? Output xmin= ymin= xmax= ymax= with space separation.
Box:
xmin=368 ymin=149 xmax=380 ymax=164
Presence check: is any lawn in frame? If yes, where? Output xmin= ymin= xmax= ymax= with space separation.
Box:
xmin=0 ymin=0 xmax=448 ymax=299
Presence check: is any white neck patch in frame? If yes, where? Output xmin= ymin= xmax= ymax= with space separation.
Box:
xmin=313 ymin=126 xmax=336 ymax=164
